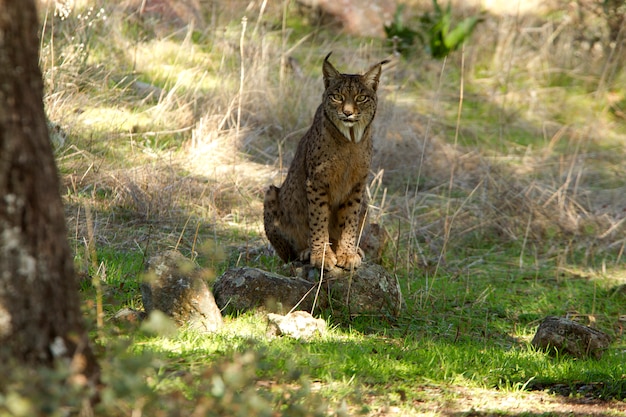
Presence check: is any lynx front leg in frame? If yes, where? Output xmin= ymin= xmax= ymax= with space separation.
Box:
xmin=334 ymin=184 xmax=366 ymax=270
xmin=306 ymin=179 xmax=337 ymax=270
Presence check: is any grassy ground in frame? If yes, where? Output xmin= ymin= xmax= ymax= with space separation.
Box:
xmin=10 ymin=0 xmax=626 ymax=415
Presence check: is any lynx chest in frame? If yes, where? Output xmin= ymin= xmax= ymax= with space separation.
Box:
xmin=306 ymin=133 xmax=372 ymax=206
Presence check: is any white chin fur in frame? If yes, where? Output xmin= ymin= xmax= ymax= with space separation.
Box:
xmin=337 ymin=120 xmax=365 ymax=143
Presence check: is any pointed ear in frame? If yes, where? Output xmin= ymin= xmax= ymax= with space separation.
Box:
xmin=362 ymin=59 xmax=390 ymax=91
xmin=322 ymin=52 xmax=341 ymax=89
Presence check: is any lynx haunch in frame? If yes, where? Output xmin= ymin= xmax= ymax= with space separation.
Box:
xmin=264 ymin=53 xmax=388 ymax=270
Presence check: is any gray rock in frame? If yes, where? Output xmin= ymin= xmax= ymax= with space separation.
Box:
xmin=214 ymin=262 xmax=403 ymax=317
xmin=300 ymin=262 xmax=404 ymax=317
xmin=531 ymin=316 xmax=612 ymax=359
xmin=213 ymin=267 xmax=322 ymax=314
xmin=142 ymin=250 xmax=223 ymax=333
xmin=267 ymin=311 xmax=327 ymax=340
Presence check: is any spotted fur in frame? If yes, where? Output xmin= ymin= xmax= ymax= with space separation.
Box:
xmin=263 ymin=53 xmax=388 ymax=270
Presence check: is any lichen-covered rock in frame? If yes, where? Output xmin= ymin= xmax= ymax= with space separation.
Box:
xmin=215 ymin=262 xmax=403 ymax=317
xmin=142 ymin=250 xmax=223 ymax=333
xmin=299 ymin=262 xmax=404 ymax=317
xmin=531 ymin=316 xmax=612 ymax=359
xmin=213 ymin=267 xmax=323 ymax=314
xmin=267 ymin=311 xmax=327 ymax=340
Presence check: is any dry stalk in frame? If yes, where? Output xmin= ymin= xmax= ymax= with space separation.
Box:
xmin=519 ymin=211 xmax=533 ymax=269
xmin=279 ymin=0 xmax=289 ymax=96
xmin=252 ymin=0 xmax=268 ymax=38
xmin=236 ymin=16 xmax=247 ymax=142
xmin=175 ymin=215 xmax=193 ymax=252
xmin=190 ymin=221 xmax=202 ymax=260
xmin=597 ymin=20 xmax=626 ymax=94
xmin=84 ymin=202 xmax=103 ymax=333
xmin=286 ymin=283 xmax=316 ymax=315
xmin=366 ymin=168 xmax=387 ymax=224
xmin=311 ymin=243 xmax=331 ymax=314
xmin=440 ymin=46 xmax=467 ymax=267
xmin=406 ymin=56 xmax=448 ymax=279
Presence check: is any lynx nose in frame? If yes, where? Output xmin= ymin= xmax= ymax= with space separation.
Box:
xmin=343 ymin=104 xmax=355 ymax=117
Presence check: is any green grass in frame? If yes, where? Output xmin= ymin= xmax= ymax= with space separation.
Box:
xmin=79 ymin=240 xmax=626 ymax=414
xmin=103 ymin=299 xmax=626 ymax=411
xmin=7 ymin=0 xmax=626 ymax=415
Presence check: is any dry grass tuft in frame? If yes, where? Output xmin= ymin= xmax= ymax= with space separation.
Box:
xmin=40 ymin=0 xmax=626 ymax=273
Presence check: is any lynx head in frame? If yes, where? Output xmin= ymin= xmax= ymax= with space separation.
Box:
xmin=321 ymin=52 xmax=389 ymax=143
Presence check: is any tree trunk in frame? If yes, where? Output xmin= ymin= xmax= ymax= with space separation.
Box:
xmin=0 ymin=0 xmax=98 ymax=381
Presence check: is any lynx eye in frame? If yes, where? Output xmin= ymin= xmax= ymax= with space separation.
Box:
xmin=355 ymin=95 xmax=368 ymax=103
xmin=329 ymin=94 xmax=343 ymax=103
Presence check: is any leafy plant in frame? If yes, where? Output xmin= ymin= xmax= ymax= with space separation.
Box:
xmin=426 ymin=0 xmax=483 ymax=58
xmin=385 ymin=1 xmax=483 ymax=59
xmin=384 ymin=4 xmax=422 ymax=58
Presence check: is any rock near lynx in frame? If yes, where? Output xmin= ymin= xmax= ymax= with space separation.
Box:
xmin=142 ymin=250 xmax=223 ymax=333
xmin=213 ymin=267 xmax=321 ymax=314
xmin=531 ymin=316 xmax=612 ymax=359
xmin=213 ymin=262 xmax=403 ymax=317
xmin=298 ymin=263 xmax=404 ymax=316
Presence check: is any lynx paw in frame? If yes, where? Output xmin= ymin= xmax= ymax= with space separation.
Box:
xmin=335 ymin=249 xmax=362 ymax=270
xmin=298 ymin=248 xmax=311 ymax=262
xmin=309 ymin=247 xmax=337 ymax=270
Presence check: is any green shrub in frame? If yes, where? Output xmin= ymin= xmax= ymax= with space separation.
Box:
xmin=385 ymin=0 xmax=483 ymax=59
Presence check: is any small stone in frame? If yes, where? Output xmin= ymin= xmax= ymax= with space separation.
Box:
xmin=267 ymin=311 xmax=327 ymax=340
xmin=531 ymin=316 xmax=612 ymax=359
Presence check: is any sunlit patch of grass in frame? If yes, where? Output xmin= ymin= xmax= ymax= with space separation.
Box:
xmin=131 ymin=39 xmax=227 ymax=94
xmin=76 ymin=106 xmax=156 ymax=132
xmin=124 ymin=308 xmax=625 ymax=404
xmin=76 ymin=247 xmax=146 ymax=313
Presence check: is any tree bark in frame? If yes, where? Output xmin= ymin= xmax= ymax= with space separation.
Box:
xmin=0 ymin=0 xmax=98 ymax=381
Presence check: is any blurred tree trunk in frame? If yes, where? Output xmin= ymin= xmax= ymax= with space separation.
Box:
xmin=0 ymin=0 xmax=99 ymax=382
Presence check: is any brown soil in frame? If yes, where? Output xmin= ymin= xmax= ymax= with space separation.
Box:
xmin=361 ymin=386 xmax=626 ymax=416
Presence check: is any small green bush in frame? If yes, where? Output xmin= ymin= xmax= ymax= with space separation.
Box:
xmin=385 ymin=0 xmax=483 ymax=59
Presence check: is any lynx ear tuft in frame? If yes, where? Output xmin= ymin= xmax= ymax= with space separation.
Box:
xmin=322 ymin=52 xmax=341 ymax=89
xmin=362 ymin=59 xmax=390 ymax=92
